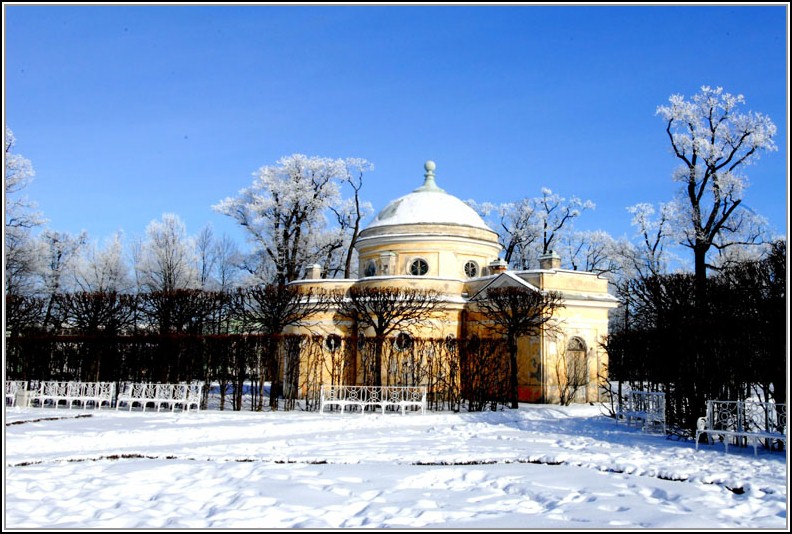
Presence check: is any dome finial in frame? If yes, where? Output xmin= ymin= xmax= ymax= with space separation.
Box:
xmin=415 ymin=160 xmax=445 ymax=193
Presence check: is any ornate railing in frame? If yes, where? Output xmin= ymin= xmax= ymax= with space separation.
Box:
xmin=116 ymin=381 xmax=203 ymax=412
xmin=33 ymin=381 xmax=116 ymax=409
xmin=618 ymin=391 xmax=666 ymax=434
xmin=696 ymin=400 xmax=786 ymax=455
xmin=320 ymin=385 xmax=426 ymax=415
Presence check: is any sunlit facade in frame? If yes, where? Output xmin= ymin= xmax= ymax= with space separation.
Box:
xmin=288 ymin=162 xmax=618 ymax=403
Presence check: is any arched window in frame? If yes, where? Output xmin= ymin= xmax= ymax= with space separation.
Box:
xmin=568 ymin=337 xmax=586 ymax=353
xmin=409 ymin=258 xmax=429 ymax=276
xmin=566 ymin=337 xmax=588 ymax=401
xmin=364 ymin=261 xmax=377 ymax=277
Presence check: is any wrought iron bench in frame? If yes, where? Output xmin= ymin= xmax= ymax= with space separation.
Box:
xmin=696 ymin=400 xmax=786 ymax=456
xmin=34 ymin=381 xmax=116 ymax=409
xmin=320 ymin=385 xmax=427 ymax=415
xmin=618 ymin=391 xmax=666 ymax=434
xmin=116 ymin=382 xmax=203 ymax=412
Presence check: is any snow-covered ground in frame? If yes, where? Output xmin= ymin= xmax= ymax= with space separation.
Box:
xmin=3 ymin=403 xmax=788 ymax=529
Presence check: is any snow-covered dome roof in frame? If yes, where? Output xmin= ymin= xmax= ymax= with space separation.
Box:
xmin=366 ymin=161 xmax=491 ymax=231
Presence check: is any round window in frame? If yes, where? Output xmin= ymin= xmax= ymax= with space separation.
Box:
xmin=409 ymin=258 xmax=429 ymax=276
xmin=464 ymin=260 xmax=478 ymax=278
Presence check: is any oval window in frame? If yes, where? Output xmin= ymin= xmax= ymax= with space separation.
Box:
xmin=325 ymin=334 xmax=342 ymax=352
xmin=394 ymin=332 xmax=413 ymax=352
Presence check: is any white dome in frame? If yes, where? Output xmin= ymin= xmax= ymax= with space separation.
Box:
xmin=366 ymin=162 xmax=491 ymax=231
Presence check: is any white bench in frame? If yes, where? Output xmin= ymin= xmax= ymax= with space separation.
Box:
xmin=35 ymin=381 xmax=116 ymax=409
xmin=618 ymin=391 xmax=666 ymax=434
xmin=320 ymin=385 xmax=427 ymax=415
xmin=116 ymin=382 xmax=203 ymax=412
xmin=5 ymin=380 xmax=28 ymax=407
xmin=696 ymin=400 xmax=786 ymax=456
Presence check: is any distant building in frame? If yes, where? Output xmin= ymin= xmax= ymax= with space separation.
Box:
xmin=288 ymin=161 xmax=618 ymax=403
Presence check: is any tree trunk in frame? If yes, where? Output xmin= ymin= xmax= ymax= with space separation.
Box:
xmin=508 ymin=335 xmax=519 ymax=409
xmin=268 ymin=336 xmax=281 ymax=410
xmin=373 ymin=336 xmax=384 ymax=388
xmin=693 ymin=242 xmax=709 ymax=296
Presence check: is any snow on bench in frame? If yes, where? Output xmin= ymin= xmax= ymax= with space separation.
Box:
xmin=116 ymin=382 xmax=203 ymax=412
xmin=696 ymin=400 xmax=786 ymax=456
xmin=618 ymin=391 xmax=666 ymax=434
xmin=35 ymin=381 xmax=116 ymax=409
xmin=320 ymin=385 xmax=427 ymax=415
xmin=5 ymin=381 xmax=28 ymax=407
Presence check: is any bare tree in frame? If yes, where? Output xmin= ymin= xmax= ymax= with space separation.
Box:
xmin=72 ymin=232 xmax=131 ymax=293
xmin=233 ymin=283 xmax=333 ymax=409
xmin=5 ymin=294 xmax=48 ymax=336
xmin=334 ymin=287 xmax=442 ymax=387
xmin=60 ymin=291 xmax=136 ymax=336
xmin=656 ymin=85 xmax=777 ymax=289
xmin=474 ymin=286 xmax=564 ymax=408
xmin=554 ymin=336 xmax=589 ymax=406
xmin=333 ymin=158 xmax=374 ymax=278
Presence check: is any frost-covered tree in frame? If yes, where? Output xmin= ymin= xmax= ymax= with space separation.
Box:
xmin=536 ymin=188 xmax=595 ymax=255
xmin=36 ymin=229 xmax=87 ymax=331
xmin=215 ymin=154 xmax=370 ymax=286
xmin=212 ymin=233 xmax=244 ymax=291
xmin=72 ymin=232 xmax=131 ymax=293
xmin=558 ymin=230 xmax=620 ymax=275
xmin=657 ymin=86 xmax=777 ymax=288
xmin=469 ymin=198 xmax=540 ymax=269
xmin=5 ymin=127 xmax=45 ymax=296
xmin=470 ymin=189 xmax=593 ymax=270
xmin=624 ymin=202 xmax=678 ymax=280
xmin=195 ymin=224 xmax=217 ymax=291
xmin=134 ymin=213 xmax=199 ymax=293
xmin=709 ymin=209 xmax=772 ymax=271
xmin=608 ymin=202 xmax=679 ymax=334
xmin=4 ymin=127 xmax=43 ymax=234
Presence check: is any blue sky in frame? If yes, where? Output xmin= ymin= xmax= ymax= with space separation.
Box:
xmin=4 ymin=4 xmax=788 ymax=254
